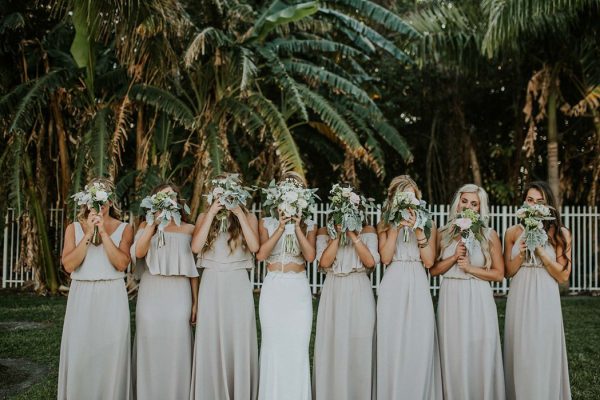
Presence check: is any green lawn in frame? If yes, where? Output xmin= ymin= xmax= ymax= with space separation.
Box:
xmin=1 ymin=291 xmax=599 ymax=399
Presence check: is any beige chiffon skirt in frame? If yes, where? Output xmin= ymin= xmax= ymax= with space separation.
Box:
xmin=190 ymin=268 xmax=258 ymax=400
xmin=437 ymin=277 xmax=505 ymax=400
xmin=133 ymin=271 xmax=193 ymax=400
xmin=313 ymin=272 xmax=376 ymax=400
xmin=58 ymin=279 xmax=131 ymax=400
xmin=377 ymin=261 xmax=442 ymax=400
xmin=504 ymin=266 xmax=571 ymax=399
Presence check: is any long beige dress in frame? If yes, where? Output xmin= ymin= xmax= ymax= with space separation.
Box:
xmin=131 ymin=230 xmax=198 ymax=400
xmin=313 ymin=232 xmax=379 ymax=400
xmin=437 ymin=237 xmax=505 ymax=400
xmin=190 ymin=232 xmax=258 ymax=400
xmin=377 ymin=228 xmax=442 ymax=400
xmin=58 ymin=222 xmax=131 ymax=400
xmin=504 ymin=233 xmax=571 ymax=399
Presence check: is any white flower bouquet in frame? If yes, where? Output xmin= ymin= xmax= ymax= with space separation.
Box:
xmin=140 ymin=191 xmax=190 ymax=247
xmin=261 ymin=179 xmax=319 ymax=254
xmin=515 ymin=203 xmax=555 ymax=263
xmin=205 ymin=174 xmax=253 ymax=233
xmin=382 ymin=191 xmax=432 ymax=242
xmin=449 ymin=208 xmax=485 ymax=254
xmin=72 ymin=182 xmax=113 ymax=245
xmin=326 ymin=184 xmax=372 ymax=246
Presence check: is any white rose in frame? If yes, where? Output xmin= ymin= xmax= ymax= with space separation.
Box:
xmin=213 ymin=187 xmax=225 ymax=197
xmin=342 ymin=187 xmax=352 ymax=197
xmin=283 ymin=190 xmax=299 ymax=202
xmin=95 ymin=190 xmax=109 ymax=202
xmin=297 ymin=198 xmax=308 ymax=209
xmin=349 ymin=193 xmax=360 ymax=205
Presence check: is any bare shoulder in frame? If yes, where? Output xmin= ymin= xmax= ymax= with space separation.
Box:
xmin=182 ymin=222 xmax=196 ymax=234
xmin=561 ymin=227 xmax=571 ymax=241
xmin=361 ymin=225 xmax=376 ymax=234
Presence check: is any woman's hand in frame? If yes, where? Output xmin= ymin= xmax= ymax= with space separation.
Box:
xmin=84 ymin=211 xmax=97 ymax=232
xmin=190 ymin=303 xmax=197 ymax=326
xmin=454 ymin=241 xmax=467 ymax=260
xmin=207 ymin=201 xmax=224 ymax=218
xmin=93 ymin=212 xmax=106 ymax=234
xmin=278 ymin=213 xmax=292 ymax=229
xmin=457 ymin=256 xmax=471 ymax=273
xmin=399 ymin=209 xmax=416 ymax=228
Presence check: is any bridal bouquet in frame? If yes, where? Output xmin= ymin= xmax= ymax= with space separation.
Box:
xmin=326 ymin=184 xmax=372 ymax=246
xmin=515 ymin=203 xmax=555 ymax=262
xmin=261 ymin=179 xmax=319 ymax=254
xmin=140 ymin=191 xmax=190 ymax=247
xmin=382 ymin=191 xmax=433 ymax=242
xmin=72 ymin=182 xmax=113 ymax=245
xmin=205 ymin=174 xmax=252 ymax=233
xmin=449 ymin=208 xmax=485 ymax=254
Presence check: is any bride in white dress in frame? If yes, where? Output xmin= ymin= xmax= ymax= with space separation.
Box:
xmin=256 ymin=172 xmax=317 ymax=400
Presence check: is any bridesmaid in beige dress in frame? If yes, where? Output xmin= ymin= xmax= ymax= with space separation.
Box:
xmin=430 ymin=184 xmax=505 ymax=400
xmin=376 ymin=175 xmax=442 ymax=400
xmin=190 ymin=174 xmax=260 ymax=400
xmin=313 ymin=220 xmax=379 ymax=400
xmin=504 ymin=181 xmax=571 ymax=400
xmin=58 ymin=178 xmax=133 ymax=400
xmin=132 ymin=184 xmax=199 ymax=400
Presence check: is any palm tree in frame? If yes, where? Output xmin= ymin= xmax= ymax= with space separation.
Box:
xmin=482 ymin=0 xmax=600 ymax=204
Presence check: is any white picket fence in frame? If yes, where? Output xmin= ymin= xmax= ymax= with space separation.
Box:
xmin=2 ymin=205 xmax=599 ymax=295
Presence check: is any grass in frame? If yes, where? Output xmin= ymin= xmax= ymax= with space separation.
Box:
xmin=0 ymin=290 xmax=599 ymax=399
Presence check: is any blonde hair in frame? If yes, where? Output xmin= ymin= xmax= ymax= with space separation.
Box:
xmin=203 ymin=173 xmax=248 ymax=254
xmin=438 ymin=184 xmax=492 ymax=269
xmin=377 ymin=175 xmax=421 ymax=233
xmin=76 ymin=177 xmax=122 ymax=223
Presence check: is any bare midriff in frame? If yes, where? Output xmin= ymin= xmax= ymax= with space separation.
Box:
xmin=266 ymin=262 xmax=306 ymax=273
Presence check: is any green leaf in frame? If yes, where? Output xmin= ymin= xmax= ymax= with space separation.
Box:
xmin=251 ymin=0 xmax=319 ymax=42
xmin=131 ymin=84 xmax=195 ymax=129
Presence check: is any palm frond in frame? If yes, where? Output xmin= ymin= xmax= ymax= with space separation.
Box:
xmin=323 ymin=0 xmax=418 ymax=37
xmin=184 ymin=27 xmax=232 ymax=67
xmin=322 ymin=8 xmax=412 ymax=62
xmin=247 ymin=93 xmax=305 ymax=175
xmin=259 ymin=48 xmax=309 ymax=121
xmin=296 ymin=83 xmax=364 ymax=154
xmin=481 ymin=0 xmax=596 ymax=57
xmin=267 ymin=38 xmax=366 ymax=60
xmin=1 ymin=69 xmax=71 ymax=134
xmin=284 ymin=59 xmax=375 ymax=106
xmin=130 ymin=84 xmax=195 ymax=128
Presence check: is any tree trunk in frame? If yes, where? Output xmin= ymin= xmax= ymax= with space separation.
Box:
xmin=547 ymin=86 xmax=561 ymax=206
xmin=24 ymin=152 xmax=59 ymax=293
xmin=135 ymin=106 xmax=147 ymax=192
xmin=50 ymin=95 xmax=71 ymax=206
xmin=467 ymin=128 xmax=482 ymax=187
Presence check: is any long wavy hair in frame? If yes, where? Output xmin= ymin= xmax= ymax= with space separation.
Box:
xmin=438 ymin=184 xmax=492 ymax=269
xmin=203 ymin=174 xmax=249 ymax=254
xmin=523 ymin=181 xmax=570 ymax=269
xmin=377 ymin=175 xmax=421 ymax=234
xmin=76 ymin=177 xmax=122 ymax=223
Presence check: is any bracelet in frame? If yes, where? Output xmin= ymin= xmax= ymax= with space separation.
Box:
xmin=418 ymin=242 xmax=428 ymax=248
xmin=352 ymin=237 xmax=361 ymax=244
